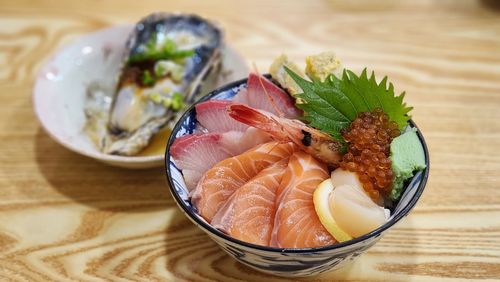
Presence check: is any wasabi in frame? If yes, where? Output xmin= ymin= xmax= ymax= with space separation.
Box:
xmin=390 ymin=129 xmax=426 ymax=200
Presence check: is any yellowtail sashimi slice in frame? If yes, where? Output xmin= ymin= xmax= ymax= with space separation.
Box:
xmin=220 ymin=127 xmax=272 ymax=156
xmin=196 ymin=100 xmax=272 ymax=155
xmin=170 ymin=133 xmax=231 ymax=191
xmin=195 ymin=100 xmax=248 ymax=132
xmin=233 ymin=73 xmax=301 ymax=118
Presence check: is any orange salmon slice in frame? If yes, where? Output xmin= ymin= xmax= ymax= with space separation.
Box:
xmin=211 ymin=159 xmax=289 ymax=246
xmin=271 ymin=151 xmax=337 ymax=248
xmin=192 ymin=141 xmax=295 ymax=222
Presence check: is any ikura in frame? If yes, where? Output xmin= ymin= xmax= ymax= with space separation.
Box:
xmin=340 ymin=108 xmax=400 ymax=202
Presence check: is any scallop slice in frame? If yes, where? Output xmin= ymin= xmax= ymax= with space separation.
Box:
xmin=330 ymin=183 xmax=389 ymax=238
xmin=330 ymin=168 xmax=364 ymax=190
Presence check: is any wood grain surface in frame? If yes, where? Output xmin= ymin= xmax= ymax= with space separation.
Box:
xmin=1 ymin=0 xmax=500 ymax=281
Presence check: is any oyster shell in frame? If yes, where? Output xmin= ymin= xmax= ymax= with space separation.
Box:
xmin=83 ymin=81 xmax=113 ymax=149
xmin=103 ymin=13 xmax=223 ymax=155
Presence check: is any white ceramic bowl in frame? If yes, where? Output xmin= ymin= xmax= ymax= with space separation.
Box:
xmin=33 ymin=25 xmax=249 ymax=168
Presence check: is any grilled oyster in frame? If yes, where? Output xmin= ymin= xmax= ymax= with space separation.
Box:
xmin=103 ymin=13 xmax=223 ymax=155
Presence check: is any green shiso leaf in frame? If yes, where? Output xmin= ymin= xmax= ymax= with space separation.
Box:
xmin=284 ymin=66 xmax=412 ymax=140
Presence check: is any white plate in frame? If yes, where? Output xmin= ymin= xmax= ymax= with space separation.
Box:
xmin=33 ymin=25 xmax=249 ymax=169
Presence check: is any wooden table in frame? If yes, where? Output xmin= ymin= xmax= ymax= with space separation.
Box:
xmin=1 ymin=0 xmax=499 ymax=281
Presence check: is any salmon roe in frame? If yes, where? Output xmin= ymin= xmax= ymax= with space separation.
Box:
xmin=340 ymin=108 xmax=401 ymax=201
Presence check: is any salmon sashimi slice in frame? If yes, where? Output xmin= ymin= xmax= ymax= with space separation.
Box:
xmin=211 ymin=159 xmax=289 ymax=246
xmin=191 ymin=141 xmax=296 ymax=222
xmin=271 ymin=151 xmax=337 ymax=248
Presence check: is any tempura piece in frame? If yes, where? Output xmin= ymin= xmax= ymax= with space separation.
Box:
xmin=269 ymin=54 xmax=305 ymax=96
xmin=305 ymin=51 xmax=343 ymax=81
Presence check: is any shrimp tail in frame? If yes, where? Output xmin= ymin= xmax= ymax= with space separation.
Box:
xmin=228 ymin=104 xmax=289 ymax=140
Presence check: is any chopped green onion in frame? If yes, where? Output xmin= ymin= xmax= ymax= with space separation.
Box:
xmin=154 ymin=61 xmax=184 ymax=81
xmin=154 ymin=62 xmax=167 ymax=77
xmin=171 ymin=66 xmax=184 ymax=81
xmin=144 ymin=37 xmax=157 ymax=54
xmin=163 ymin=39 xmax=176 ymax=53
xmin=128 ymin=37 xmax=195 ymax=64
xmin=142 ymin=70 xmax=155 ymax=86
xmin=171 ymin=92 xmax=185 ymax=111
xmin=147 ymin=92 xmax=184 ymax=111
xmin=162 ymin=98 xmax=173 ymax=108
xmin=149 ymin=93 xmax=162 ymax=104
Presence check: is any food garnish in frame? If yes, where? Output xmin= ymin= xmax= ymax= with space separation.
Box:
xmin=154 ymin=61 xmax=184 ymax=82
xmin=149 ymin=92 xmax=185 ymax=110
xmin=285 ymin=67 xmax=413 ymax=142
xmin=313 ymin=179 xmax=353 ymax=242
xmin=390 ymin=129 xmax=426 ymax=200
xmin=339 ymin=109 xmax=399 ymax=202
xmin=305 ymin=51 xmax=343 ymax=82
xmin=128 ymin=37 xmax=195 ymax=64
xmin=141 ymin=70 xmax=155 ymax=86
xmin=269 ymin=54 xmax=306 ymax=96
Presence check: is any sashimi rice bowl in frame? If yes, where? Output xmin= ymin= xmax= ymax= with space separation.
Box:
xmin=165 ymin=52 xmax=429 ymax=277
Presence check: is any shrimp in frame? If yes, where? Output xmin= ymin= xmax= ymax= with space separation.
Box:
xmin=228 ymin=104 xmax=343 ymax=167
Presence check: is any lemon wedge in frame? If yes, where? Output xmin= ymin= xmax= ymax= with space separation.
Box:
xmin=313 ymin=179 xmax=353 ymax=242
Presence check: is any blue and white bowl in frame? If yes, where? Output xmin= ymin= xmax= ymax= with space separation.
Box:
xmin=164 ymin=76 xmax=430 ymax=277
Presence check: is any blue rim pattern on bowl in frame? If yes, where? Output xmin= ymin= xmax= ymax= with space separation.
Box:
xmin=164 ymin=76 xmax=430 ymax=277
